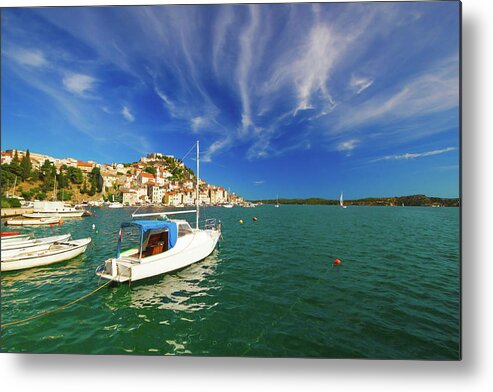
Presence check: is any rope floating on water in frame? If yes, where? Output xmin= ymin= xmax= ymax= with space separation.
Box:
xmin=0 ymin=279 xmax=112 ymax=328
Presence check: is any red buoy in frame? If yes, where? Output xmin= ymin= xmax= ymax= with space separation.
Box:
xmin=333 ymin=258 xmax=342 ymax=265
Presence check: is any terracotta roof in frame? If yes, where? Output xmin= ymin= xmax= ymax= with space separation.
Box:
xmin=140 ymin=172 xmax=155 ymax=179
xmin=77 ymin=160 xmax=93 ymax=167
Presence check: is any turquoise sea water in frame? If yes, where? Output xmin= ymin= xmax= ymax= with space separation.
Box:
xmin=1 ymin=205 xmax=460 ymax=359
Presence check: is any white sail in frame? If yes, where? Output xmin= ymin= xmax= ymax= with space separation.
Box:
xmin=340 ymin=192 xmax=347 ymax=208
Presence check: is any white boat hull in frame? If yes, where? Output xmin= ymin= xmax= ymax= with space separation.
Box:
xmin=0 ymin=234 xmax=31 ymax=244
xmin=1 ymin=238 xmax=91 ymax=271
xmin=6 ymin=217 xmax=62 ymax=226
xmin=1 ymin=234 xmax=71 ymax=257
xmin=97 ymin=230 xmax=220 ymax=283
xmin=23 ymin=211 xmax=84 ymax=218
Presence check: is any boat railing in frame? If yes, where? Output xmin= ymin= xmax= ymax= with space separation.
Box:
xmin=203 ymin=218 xmax=220 ymax=231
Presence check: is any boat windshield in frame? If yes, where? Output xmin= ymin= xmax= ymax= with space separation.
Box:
xmin=178 ymin=223 xmax=193 ymax=237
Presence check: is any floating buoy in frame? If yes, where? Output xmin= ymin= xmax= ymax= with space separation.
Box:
xmin=253 ymin=217 xmax=258 ymax=222
xmin=92 ymin=224 xmax=96 ymax=230
xmin=239 ymin=219 xmax=243 ymax=224
xmin=50 ymin=224 xmax=54 ymax=229
xmin=333 ymin=258 xmax=342 ymax=265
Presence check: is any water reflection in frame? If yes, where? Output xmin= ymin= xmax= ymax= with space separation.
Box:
xmin=128 ymin=250 xmax=221 ymax=312
xmin=1 ymin=255 xmax=90 ymax=290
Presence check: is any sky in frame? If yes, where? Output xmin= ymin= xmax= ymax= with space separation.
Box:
xmin=1 ymin=2 xmax=460 ymax=199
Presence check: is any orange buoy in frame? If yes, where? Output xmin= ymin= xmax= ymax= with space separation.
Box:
xmin=239 ymin=219 xmax=243 ymax=224
xmin=333 ymin=258 xmax=342 ymax=265
xmin=253 ymin=217 xmax=258 ymax=221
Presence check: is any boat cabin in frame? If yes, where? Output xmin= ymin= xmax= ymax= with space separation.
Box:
xmin=117 ymin=220 xmax=194 ymax=260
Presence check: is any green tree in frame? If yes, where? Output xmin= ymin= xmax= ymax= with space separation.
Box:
xmin=36 ymin=192 xmax=47 ymax=200
xmin=67 ymin=167 xmax=84 ymax=184
xmin=81 ymin=179 xmax=88 ymax=194
xmin=89 ymin=167 xmax=102 ymax=193
xmin=144 ymin=166 xmax=157 ymax=175
xmin=20 ymin=149 xmax=32 ymax=180
xmin=57 ymin=169 xmax=68 ymax=189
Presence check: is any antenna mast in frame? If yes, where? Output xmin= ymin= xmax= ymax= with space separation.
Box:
xmin=196 ymin=140 xmax=200 ymax=229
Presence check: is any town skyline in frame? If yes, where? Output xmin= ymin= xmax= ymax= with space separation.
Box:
xmin=2 ymin=3 xmax=460 ymax=199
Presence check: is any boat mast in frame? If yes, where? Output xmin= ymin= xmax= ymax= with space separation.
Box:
xmin=53 ymin=174 xmax=57 ymax=201
xmin=196 ymin=140 xmax=200 ymax=229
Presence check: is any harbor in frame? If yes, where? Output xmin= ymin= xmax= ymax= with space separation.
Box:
xmin=0 ymin=204 xmax=460 ymax=358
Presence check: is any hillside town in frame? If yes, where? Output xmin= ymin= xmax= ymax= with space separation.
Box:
xmin=1 ymin=149 xmax=244 ymax=207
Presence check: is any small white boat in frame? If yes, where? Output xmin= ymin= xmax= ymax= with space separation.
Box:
xmin=340 ymin=192 xmax=347 ymax=209
xmin=1 ymin=238 xmax=92 ymax=271
xmin=275 ymin=195 xmax=280 ymax=208
xmin=6 ymin=217 xmax=62 ymax=226
xmin=96 ymin=141 xmax=221 ymax=283
xmin=223 ymin=203 xmax=234 ymax=208
xmin=108 ymin=202 xmax=124 ymax=209
xmin=1 ymin=234 xmax=71 ymax=258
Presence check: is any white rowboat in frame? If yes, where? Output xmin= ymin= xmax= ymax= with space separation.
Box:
xmin=6 ymin=217 xmax=62 ymax=226
xmin=1 ymin=234 xmax=71 ymax=258
xmin=1 ymin=238 xmax=92 ymax=271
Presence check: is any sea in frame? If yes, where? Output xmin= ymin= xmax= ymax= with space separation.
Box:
xmin=0 ymin=205 xmax=460 ymax=359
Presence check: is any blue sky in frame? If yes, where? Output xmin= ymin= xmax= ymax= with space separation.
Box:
xmin=1 ymin=2 xmax=460 ymax=199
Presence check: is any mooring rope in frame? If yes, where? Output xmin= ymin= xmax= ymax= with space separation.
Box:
xmin=0 ymin=279 xmax=113 ymax=328
xmin=241 ymin=264 xmax=336 ymax=357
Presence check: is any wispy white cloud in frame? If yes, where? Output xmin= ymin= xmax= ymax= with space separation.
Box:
xmin=121 ymin=106 xmax=135 ymax=122
xmin=254 ymin=180 xmax=265 ymax=185
xmin=237 ymin=5 xmax=260 ymax=136
xmin=336 ymin=58 xmax=458 ymax=131
xmin=337 ymin=139 xmax=359 ymax=156
xmin=63 ymin=73 xmax=96 ymax=95
xmin=350 ymin=74 xmax=374 ymax=95
xmin=202 ymin=138 xmax=231 ymax=163
xmin=373 ymin=147 xmax=455 ymax=162
xmin=9 ymin=48 xmax=48 ymax=67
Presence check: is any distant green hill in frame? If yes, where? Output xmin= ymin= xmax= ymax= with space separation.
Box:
xmin=251 ymin=195 xmax=460 ymax=207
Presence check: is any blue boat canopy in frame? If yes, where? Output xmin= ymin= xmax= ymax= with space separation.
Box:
xmin=117 ymin=220 xmax=178 ymax=258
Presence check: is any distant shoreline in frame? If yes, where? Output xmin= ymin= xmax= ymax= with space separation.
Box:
xmin=250 ymin=194 xmax=460 ymax=207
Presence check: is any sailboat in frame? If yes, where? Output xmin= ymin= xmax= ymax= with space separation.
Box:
xmin=340 ymin=192 xmax=347 ymax=209
xmin=96 ymin=141 xmax=221 ymax=283
xmin=275 ymin=195 xmax=280 ymax=208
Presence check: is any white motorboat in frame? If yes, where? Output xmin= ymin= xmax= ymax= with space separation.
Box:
xmin=1 ymin=234 xmax=71 ymax=258
xmin=1 ymin=238 xmax=91 ymax=271
xmin=223 ymin=203 xmax=234 ymax=208
xmin=96 ymin=141 xmax=221 ymax=283
xmin=6 ymin=217 xmax=62 ymax=226
xmin=108 ymin=202 xmax=124 ymax=209
xmin=340 ymin=192 xmax=347 ymax=209
xmin=22 ymin=201 xmax=85 ymax=218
